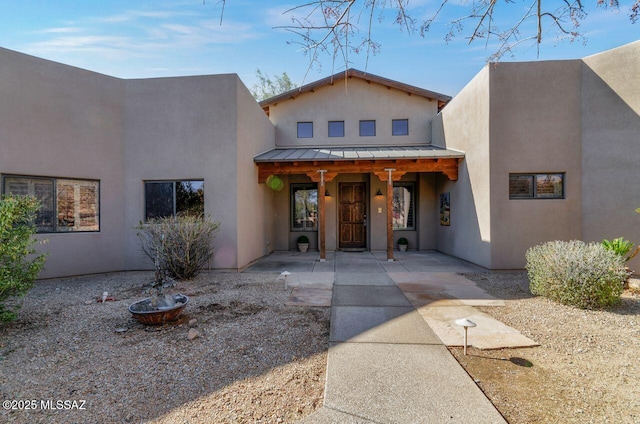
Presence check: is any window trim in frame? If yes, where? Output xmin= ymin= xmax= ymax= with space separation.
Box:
xmin=328 ymin=120 xmax=345 ymax=137
xmin=144 ymin=180 xmax=204 ymax=220
xmin=291 ymin=183 xmax=318 ymax=232
xmin=392 ymin=119 xmax=409 ymax=136
xmin=1 ymin=174 xmax=101 ymax=233
xmin=359 ymin=120 xmax=376 ymax=137
xmin=509 ymin=173 xmax=565 ymax=199
xmin=392 ymin=182 xmax=416 ymax=231
xmin=297 ymin=121 xmax=314 ymax=138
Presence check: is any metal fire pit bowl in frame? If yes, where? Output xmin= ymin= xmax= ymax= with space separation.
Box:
xmin=129 ymin=294 xmax=189 ymax=325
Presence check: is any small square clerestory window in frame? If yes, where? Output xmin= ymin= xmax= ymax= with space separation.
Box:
xmin=328 ymin=121 xmax=345 ymax=137
xmin=359 ymin=120 xmax=376 ymax=137
xmin=392 ymin=119 xmax=409 ymax=136
xmin=297 ymin=122 xmax=313 ymax=138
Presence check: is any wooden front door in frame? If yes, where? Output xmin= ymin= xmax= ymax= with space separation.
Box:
xmin=339 ymin=183 xmax=367 ymax=249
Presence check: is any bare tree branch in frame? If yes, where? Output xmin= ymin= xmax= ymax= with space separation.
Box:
xmin=209 ymin=1 xmax=636 ymax=72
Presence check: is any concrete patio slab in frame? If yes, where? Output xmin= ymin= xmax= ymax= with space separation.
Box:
xmin=334 ymin=273 xmax=394 ymax=286
xmin=380 ymin=251 xmax=487 ymax=272
xmin=245 ymin=259 xmax=314 ymax=273
xmin=332 ymin=285 xmax=412 ymax=307
xmin=298 ymin=407 xmax=376 ymax=423
xmin=330 ymin=306 xmax=441 ymax=344
xmin=277 ymin=272 xmax=334 ymax=289
xmin=285 ymin=287 xmax=333 ymax=307
xmin=390 ymin=272 xmax=505 ymax=307
xmin=324 ymin=342 xmax=506 ymax=424
xmin=403 ymin=293 xmax=506 ymax=307
xmin=335 ymin=252 xmax=385 ymax=273
xmin=417 ymin=305 xmax=539 ymax=349
xmin=312 ymin=259 xmax=336 ymax=272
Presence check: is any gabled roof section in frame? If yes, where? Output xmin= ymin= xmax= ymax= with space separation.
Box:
xmin=259 ymin=68 xmax=451 ymax=114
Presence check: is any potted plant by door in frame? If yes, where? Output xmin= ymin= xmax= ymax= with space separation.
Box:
xmin=398 ymin=237 xmax=408 ymax=252
xmin=297 ymin=235 xmax=310 ymax=253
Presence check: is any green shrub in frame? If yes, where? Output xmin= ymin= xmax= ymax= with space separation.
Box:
xmin=297 ymin=235 xmax=309 ymax=244
xmin=136 ymin=215 xmax=220 ymax=280
xmin=526 ymin=240 xmax=627 ymax=309
xmin=397 ymin=237 xmax=408 ymax=245
xmin=0 ymin=195 xmax=47 ymax=323
xmin=601 ymin=237 xmax=639 ymax=262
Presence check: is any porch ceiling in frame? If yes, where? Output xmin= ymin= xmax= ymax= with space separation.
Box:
xmin=254 ymin=145 xmax=464 ymax=183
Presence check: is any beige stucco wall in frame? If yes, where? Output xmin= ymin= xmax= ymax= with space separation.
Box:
xmin=581 ymin=41 xmax=640 ymax=272
xmin=0 ymin=48 xmax=126 ymax=278
xmin=433 ymin=67 xmax=492 ymax=268
xmin=268 ymin=78 xmax=438 ymax=147
xmin=122 ymin=74 xmax=243 ymax=270
xmin=435 ymin=42 xmax=639 ymax=270
xmin=235 ymin=78 xmax=277 ymax=267
xmin=488 ymin=60 xmax=583 ymax=269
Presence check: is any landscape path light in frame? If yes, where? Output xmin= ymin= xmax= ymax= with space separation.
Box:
xmin=455 ymin=318 xmax=477 ymax=355
xmin=280 ymin=271 xmax=291 ymax=287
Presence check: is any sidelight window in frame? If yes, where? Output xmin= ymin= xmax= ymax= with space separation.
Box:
xmin=392 ymin=183 xmax=415 ymax=230
xmin=291 ymin=184 xmax=318 ymax=231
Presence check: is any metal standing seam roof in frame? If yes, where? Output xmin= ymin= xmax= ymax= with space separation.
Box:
xmin=253 ymin=145 xmax=465 ymax=163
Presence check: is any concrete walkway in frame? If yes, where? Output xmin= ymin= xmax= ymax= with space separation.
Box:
xmin=248 ymin=251 xmax=508 ymax=423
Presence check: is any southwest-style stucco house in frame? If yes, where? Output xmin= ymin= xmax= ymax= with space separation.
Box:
xmin=1 ymin=41 xmax=638 ymax=278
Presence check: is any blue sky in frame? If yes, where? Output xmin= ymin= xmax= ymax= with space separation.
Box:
xmin=1 ymin=1 xmax=637 ymax=96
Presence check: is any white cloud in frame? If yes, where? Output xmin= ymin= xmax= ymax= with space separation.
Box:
xmin=263 ymin=4 xmax=298 ymax=27
xmin=39 ymin=27 xmax=82 ymax=34
xmin=21 ymin=4 xmax=263 ymax=64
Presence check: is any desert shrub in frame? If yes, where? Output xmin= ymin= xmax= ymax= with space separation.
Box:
xmin=136 ymin=215 xmax=220 ymax=280
xmin=0 ymin=195 xmax=47 ymax=323
xmin=526 ymin=240 xmax=627 ymax=309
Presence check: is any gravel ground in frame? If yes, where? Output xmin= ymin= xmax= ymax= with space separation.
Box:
xmin=5 ymin=269 xmax=638 ymax=423
xmin=0 ymin=272 xmax=329 ymax=423
xmin=454 ymin=272 xmax=640 ymax=424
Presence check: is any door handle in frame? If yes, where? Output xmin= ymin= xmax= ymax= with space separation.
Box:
xmin=363 ymin=214 xmax=367 ymax=227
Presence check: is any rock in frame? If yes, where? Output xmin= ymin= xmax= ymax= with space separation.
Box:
xmin=189 ymin=318 xmax=198 ymax=326
xmin=84 ymin=300 xmax=93 ymax=305
xmin=188 ymin=328 xmax=200 ymax=340
xmin=628 ymin=278 xmax=640 ymax=293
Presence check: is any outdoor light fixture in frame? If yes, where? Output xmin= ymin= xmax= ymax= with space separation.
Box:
xmin=280 ymin=271 xmax=291 ymax=287
xmin=325 ymin=189 xmax=330 ymax=197
xmin=375 ymin=189 xmax=383 ymax=196
xmin=455 ymin=318 xmax=477 ymax=355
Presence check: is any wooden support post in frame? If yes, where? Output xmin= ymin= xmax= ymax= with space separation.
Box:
xmin=318 ymin=170 xmax=327 ymax=262
xmin=385 ymin=168 xmax=395 ymax=262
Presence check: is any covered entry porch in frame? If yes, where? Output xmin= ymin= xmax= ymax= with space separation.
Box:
xmin=254 ymin=145 xmax=464 ymax=261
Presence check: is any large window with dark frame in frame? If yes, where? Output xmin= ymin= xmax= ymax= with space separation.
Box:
xmin=145 ymin=180 xmax=204 ymax=220
xmin=509 ymin=173 xmax=564 ymax=199
xmin=392 ymin=183 xmax=415 ymax=230
xmin=2 ymin=175 xmax=100 ymax=233
xmin=291 ymin=183 xmax=318 ymax=231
